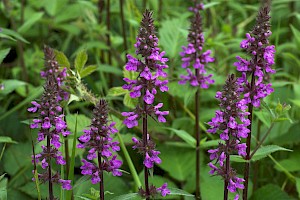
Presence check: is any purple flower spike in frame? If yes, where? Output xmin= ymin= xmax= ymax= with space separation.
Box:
xmin=78 ymin=99 xmax=122 ymax=184
xmin=122 ymin=10 xmax=170 ymax=198
xmin=235 ymin=6 xmax=276 ymax=108
xmin=207 ymin=75 xmax=249 ymax=199
xmin=179 ymin=2 xmax=214 ymax=88
xmin=28 ymin=46 xmax=72 ymax=193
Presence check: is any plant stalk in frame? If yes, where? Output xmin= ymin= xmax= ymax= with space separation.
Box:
xmin=195 ymin=68 xmax=201 ymax=200
xmin=242 ymin=71 xmax=255 ymax=200
xmin=120 ymin=0 xmax=127 ymax=61
xmin=47 ymin=133 xmax=54 ymax=200
xmin=224 ymin=140 xmax=230 ymax=200
xmin=98 ymin=151 xmax=104 ymax=200
xmin=143 ymin=95 xmax=150 ymax=199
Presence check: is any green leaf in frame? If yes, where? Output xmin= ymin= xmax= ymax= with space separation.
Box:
xmin=296 ymin=178 xmax=300 ymax=199
xmin=0 ymin=174 xmax=7 ymax=200
xmin=44 ymin=0 xmax=57 ymax=16
xmin=0 ymin=79 xmax=27 ymax=96
xmin=275 ymin=151 xmax=300 ymax=172
xmin=0 ymin=136 xmax=18 ymax=144
xmin=80 ymin=65 xmax=97 ymax=78
xmin=251 ymin=184 xmax=292 ymax=200
xmin=110 ymin=193 xmax=141 ymax=200
xmin=168 ymin=188 xmax=194 ymax=197
xmin=162 ymin=127 xmax=196 ymax=148
xmin=123 ymin=93 xmax=138 ymax=109
xmin=290 ymin=25 xmax=300 ymax=48
xmin=54 ymin=50 xmax=70 ymax=69
xmin=0 ymin=48 xmax=10 ymax=64
xmin=18 ymin=12 xmax=44 ymax=34
xmin=75 ymin=50 xmax=88 ymax=72
xmin=160 ymin=16 xmax=189 ymax=58
xmin=0 ymin=28 xmax=29 ymax=43
xmin=108 ymin=87 xmax=127 ymax=97
xmin=66 ymin=114 xmax=90 ymax=136
xmin=158 ymin=145 xmax=195 ymax=181
xmin=251 ymin=145 xmax=292 ymax=161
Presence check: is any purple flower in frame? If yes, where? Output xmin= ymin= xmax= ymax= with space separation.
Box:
xmin=78 ymin=99 xmax=122 ymax=184
xmin=179 ymin=3 xmax=214 ymax=89
xmin=157 ymin=183 xmax=171 ymax=197
xmin=207 ymin=75 xmax=249 ymax=198
xmin=28 ymin=46 xmax=72 ymax=193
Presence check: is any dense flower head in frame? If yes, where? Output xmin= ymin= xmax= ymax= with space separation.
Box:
xmin=29 ymin=46 xmax=71 ymax=190
xmin=234 ymin=5 xmax=275 ymax=107
xmin=77 ymin=99 xmax=122 ymax=184
xmin=207 ymin=74 xmax=249 ymax=199
xmin=179 ymin=2 xmax=214 ymax=88
xmin=122 ymin=10 xmax=169 ymax=128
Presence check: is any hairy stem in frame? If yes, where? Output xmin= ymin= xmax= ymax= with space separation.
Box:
xmin=98 ymin=151 xmax=104 ymax=200
xmin=195 ymin=69 xmax=201 ymax=200
xmin=224 ymin=140 xmax=230 ymax=200
xmin=243 ymin=71 xmax=255 ymax=200
xmin=143 ymin=94 xmax=150 ymax=199
xmin=47 ymin=133 xmax=54 ymax=200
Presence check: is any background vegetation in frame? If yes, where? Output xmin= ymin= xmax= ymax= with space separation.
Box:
xmin=1 ymin=0 xmax=300 ymax=199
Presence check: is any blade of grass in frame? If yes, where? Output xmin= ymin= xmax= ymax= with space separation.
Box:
xmin=0 ymin=86 xmax=43 ymax=121
xmin=66 ymin=113 xmax=78 ymax=200
xmin=117 ymin=132 xmax=142 ymax=190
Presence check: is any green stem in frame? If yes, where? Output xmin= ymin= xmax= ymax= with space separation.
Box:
xmin=117 ymin=132 xmax=142 ymax=190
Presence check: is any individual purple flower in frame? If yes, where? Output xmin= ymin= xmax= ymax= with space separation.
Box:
xmin=28 ymin=46 xmax=72 ymax=195
xmin=157 ymin=183 xmax=171 ymax=197
xmin=207 ymin=75 xmax=249 ymax=199
xmin=78 ymin=99 xmax=122 ymax=186
xmin=179 ymin=2 xmax=214 ymax=88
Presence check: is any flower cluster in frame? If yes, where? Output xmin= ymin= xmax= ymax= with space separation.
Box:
xmin=121 ymin=10 xmax=169 ymax=128
xmin=77 ymin=99 xmax=122 ymax=184
xmin=179 ymin=2 xmax=214 ymax=88
xmin=207 ymin=74 xmax=250 ymax=199
xmin=28 ymin=46 xmax=72 ymax=190
xmin=122 ymin=10 xmax=170 ymax=198
xmin=234 ymin=5 xmax=275 ymax=107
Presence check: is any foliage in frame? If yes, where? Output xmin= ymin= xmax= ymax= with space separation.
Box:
xmin=1 ymin=0 xmax=300 ymax=199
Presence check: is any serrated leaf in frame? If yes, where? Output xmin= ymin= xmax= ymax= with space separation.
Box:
xmin=162 ymin=128 xmax=196 ymax=148
xmin=80 ymin=65 xmax=97 ymax=78
xmin=123 ymin=93 xmax=138 ymax=109
xmin=18 ymin=12 xmax=44 ymax=34
xmin=54 ymin=50 xmax=70 ymax=69
xmin=108 ymin=87 xmax=127 ymax=97
xmin=75 ymin=51 xmax=88 ymax=72
xmin=251 ymin=145 xmax=292 ymax=161
xmin=0 ymin=48 xmax=10 ymax=64
xmin=158 ymin=145 xmax=195 ymax=181
xmin=0 ymin=137 xmax=17 ymax=144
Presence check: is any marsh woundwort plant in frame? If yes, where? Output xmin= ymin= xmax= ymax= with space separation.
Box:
xmin=28 ymin=46 xmax=72 ymax=200
xmin=233 ymin=3 xmax=275 ymax=199
xmin=207 ymin=74 xmax=249 ymax=200
xmin=77 ymin=99 xmax=122 ymax=200
xmin=179 ymin=1 xmax=214 ymax=199
xmin=121 ymin=10 xmax=170 ymax=199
